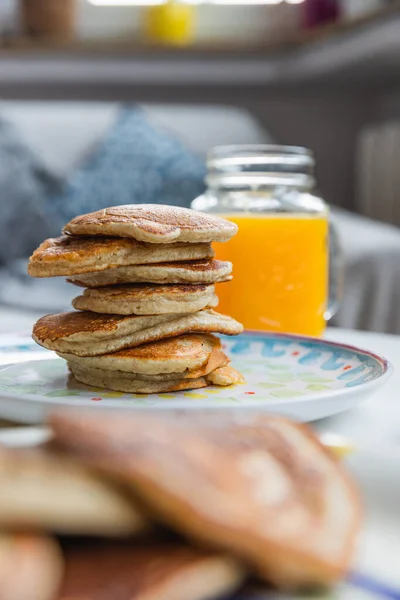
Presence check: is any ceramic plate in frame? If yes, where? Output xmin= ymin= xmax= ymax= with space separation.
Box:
xmin=0 ymin=428 xmax=398 ymax=599
xmin=0 ymin=332 xmax=392 ymax=424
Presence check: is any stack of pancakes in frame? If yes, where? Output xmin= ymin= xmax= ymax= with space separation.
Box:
xmin=28 ymin=205 xmax=244 ymax=394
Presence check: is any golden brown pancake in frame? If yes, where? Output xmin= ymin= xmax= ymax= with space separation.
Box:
xmin=58 ymin=333 xmax=225 ymax=375
xmin=28 ymin=236 xmax=213 ymax=278
xmin=59 ymin=542 xmax=244 ymax=600
xmin=63 ymin=204 xmax=238 ymax=244
xmin=68 ymin=259 xmax=233 ymax=287
xmin=73 ymin=283 xmax=219 ymax=315
xmin=51 ymin=413 xmax=361 ymax=590
xmin=207 ymin=365 xmax=245 ymax=386
xmin=0 ymin=446 xmax=147 ymax=536
xmin=33 ymin=309 xmax=243 ymax=357
xmin=67 ymin=363 xmax=241 ymax=394
xmin=68 ymin=366 xmax=208 ymax=394
xmin=0 ymin=533 xmax=63 ymax=600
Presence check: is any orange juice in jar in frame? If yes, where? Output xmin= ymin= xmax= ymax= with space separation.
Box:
xmin=192 ymin=146 xmax=340 ymax=336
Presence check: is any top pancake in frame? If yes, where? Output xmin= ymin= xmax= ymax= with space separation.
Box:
xmin=63 ymin=204 xmax=238 ymax=244
xmin=28 ymin=235 xmax=213 ymax=278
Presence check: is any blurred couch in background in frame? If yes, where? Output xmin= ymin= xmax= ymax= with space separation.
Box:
xmin=0 ymin=101 xmax=399 ymax=334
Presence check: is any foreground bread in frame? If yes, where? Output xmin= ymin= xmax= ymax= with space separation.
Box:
xmin=33 ymin=309 xmax=243 ymax=357
xmin=68 ymin=259 xmax=233 ymax=287
xmin=0 ymin=533 xmax=63 ymax=600
xmin=51 ymin=413 xmax=361 ymax=590
xmin=0 ymin=445 xmax=147 ymax=536
xmin=73 ymin=283 xmax=219 ymax=315
xmin=60 ymin=541 xmax=244 ymax=600
xmin=63 ymin=204 xmax=238 ymax=243
xmin=28 ymin=236 xmax=214 ymax=278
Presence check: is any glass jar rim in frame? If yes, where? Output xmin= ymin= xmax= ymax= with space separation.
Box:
xmin=206 ymin=172 xmax=315 ymax=189
xmin=207 ymin=144 xmax=315 ymax=165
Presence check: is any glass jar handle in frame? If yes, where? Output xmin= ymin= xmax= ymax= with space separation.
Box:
xmin=325 ymin=219 xmax=344 ymax=321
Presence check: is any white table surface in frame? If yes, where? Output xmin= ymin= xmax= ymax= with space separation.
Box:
xmin=0 ymin=308 xmax=399 ymax=449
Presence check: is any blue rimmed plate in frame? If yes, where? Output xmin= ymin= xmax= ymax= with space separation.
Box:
xmin=0 ymin=331 xmax=392 ymax=424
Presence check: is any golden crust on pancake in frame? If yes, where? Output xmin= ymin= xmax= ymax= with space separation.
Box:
xmin=33 ymin=309 xmax=243 ymax=357
xmin=33 ymin=311 xmax=128 ymax=341
xmin=60 ymin=542 xmax=244 ymax=600
xmin=51 ymin=413 xmax=361 ymax=590
xmin=68 ymin=259 xmax=233 ymax=287
xmin=63 ymin=204 xmax=238 ymax=244
xmin=59 ymin=333 xmax=223 ymax=375
xmin=28 ymin=235 xmax=213 ymax=278
xmin=72 ymin=283 xmax=219 ymax=315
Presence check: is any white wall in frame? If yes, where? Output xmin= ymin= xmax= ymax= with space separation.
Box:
xmin=77 ymin=0 xmax=301 ymax=43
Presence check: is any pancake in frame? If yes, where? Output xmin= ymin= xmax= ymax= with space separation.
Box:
xmin=0 ymin=446 xmax=147 ymax=536
xmin=68 ymin=259 xmax=233 ymax=287
xmin=207 ymin=365 xmax=245 ymax=386
xmin=63 ymin=204 xmax=238 ymax=244
xmin=69 ymin=366 xmax=208 ymax=394
xmin=28 ymin=236 xmax=213 ymax=278
xmin=73 ymin=283 xmax=219 ymax=315
xmin=33 ymin=309 xmax=243 ymax=357
xmin=0 ymin=533 xmax=63 ymax=600
xmin=59 ymin=333 xmax=224 ymax=375
xmin=67 ymin=363 xmax=241 ymax=394
xmin=59 ymin=542 xmax=244 ymax=600
xmin=51 ymin=413 xmax=360 ymax=590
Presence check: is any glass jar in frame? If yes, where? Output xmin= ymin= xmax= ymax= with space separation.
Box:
xmin=191 ymin=145 xmax=341 ymax=336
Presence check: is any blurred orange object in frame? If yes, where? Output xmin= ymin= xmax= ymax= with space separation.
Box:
xmin=214 ymin=213 xmax=328 ymax=336
xmin=192 ymin=145 xmax=339 ymax=337
xmin=144 ymin=1 xmax=196 ymax=46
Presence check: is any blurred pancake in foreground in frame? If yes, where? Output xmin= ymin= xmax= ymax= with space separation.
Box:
xmin=51 ymin=413 xmax=361 ymax=590
xmin=63 ymin=204 xmax=238 ymax=243
xmin=0 ymin=445 xmax=147 ymax=536
xmin=28 ymin=236 xmax=213 ymax=278
xmin=68 ymin=259 xmax=233 ymax=287
xmin=60 ymin=542 xmax=244 ymax=600
xmin=73 ymin=283 xmax=219 ymax=315
xmin=33 ymin=309 xmax=242 ymax=356
xmin=0 ymin=533 xmax=63 ymax=600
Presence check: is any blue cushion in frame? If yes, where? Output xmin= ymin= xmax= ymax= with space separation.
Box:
xmin=48 ymin=107 xmax=207 ymax=228
xmin=0 ymin=117 xmax=60 ymax=264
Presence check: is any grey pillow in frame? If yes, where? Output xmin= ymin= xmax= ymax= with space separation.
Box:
xmin=0 ymin=117 xmax=60 ymax=265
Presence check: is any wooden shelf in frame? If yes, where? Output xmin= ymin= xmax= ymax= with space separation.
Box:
xmin=1 ymin=1 xmax=400 ymax=56
xmin=0 ymin=3 xmax=400 ymax=97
